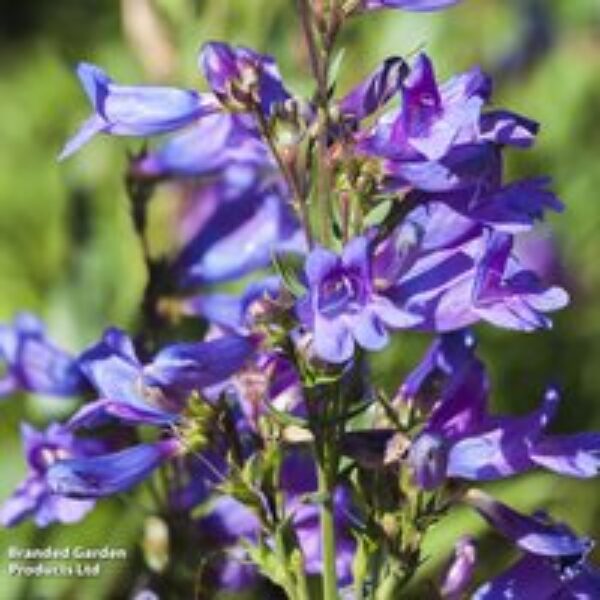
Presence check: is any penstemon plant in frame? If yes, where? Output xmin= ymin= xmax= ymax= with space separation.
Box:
xmin=1 ymin=1 xmax=599 ymax=598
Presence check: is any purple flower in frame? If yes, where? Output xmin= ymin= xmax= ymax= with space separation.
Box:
xmin=339 ymin=57 xmax=408 ymax=123
xmin=375 ymin=213 xmax=568 ymax=332
xmin=280 ymin=451 xmax=357 ymax=587
xmin=182 ymin=277 xmax=281 ymax=332
xmin=357 ymin=0 xmax=462 ymax=12
xmin=465 ymin=489 xmax=593 ymax=558
xmin=359 ymin=54 xmax=491 ymax=161
xmin=60 ymin=63 xmax=218 ymax=160
xmin=405 ymin=332 xmax=600 ymax=487
xmin=176 ymin=182 xmax=303 ymax=286
xmin=69 ymin=328 xmax=256 ymax=428
xmin=1 ymin=423 xmax=99 ymax=527
xmin=421 ymin=176 xmax=563 ymax=234
xmin=47 ymin=438 xmax=181 ymax=498
xmin=464 ymin=490 xmax=599 ymax=599
xmin=131 ymin=113 xmax=272 ymax=181
xmin=199 ymin=42 xmax=291 ymax=115
xmin=358 ymin=54 xmax=537 ymax=193
xmin=473 ymin=551 xmax=600 ymax=599
xmin=399 ymin=329 xmax=478 ymax=407
xmin=0 ymin=313 xmax=84 ymax=398
xmin=375 ymin=204 xmax=568 ymax=333
xmin=439 ymin=537 xmax=477 ymax=600
xmin=297 ymin=236 xmax=422 ymax=363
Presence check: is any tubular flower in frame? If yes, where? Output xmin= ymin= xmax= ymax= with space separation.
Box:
xmin=464 ymin=491 xmax=600 ymax=599
xmin=199 ymin=41 xmax=291 ymax=115
xmin=131 ymin=113 xmax=272 ymax=181
xmin=357 ymin=0 xmax=462 ymax=13
xmin=297 ymin=236 xmax=421 ymax=363
xmin=439 ymin=537 xmax=477 ymax=600
xmin=0 ymin=423 xmax=100 ymax=527
xmin=358 ymin=53 xmax=538 ymax=193
xmin=60 ymin=63 xmax=218 ymax=159
xmin=374 ymin=204 xmax=568 ymax=334
xmin=175 ymin=182 xmax=303 ymax=286
xmin=0 ymin=313 xmax=84 ymax=398
xmin=47 ymin=438 xmax=182 ymax=498
xmin=69 ymin=328 xmax=256 ymax=428
xmin=405 ymin=332 xmax=600 ymax=488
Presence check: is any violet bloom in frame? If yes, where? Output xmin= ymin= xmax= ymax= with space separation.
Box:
xmin=199 ymin=42 xmax=291 ymax=115
xmin=374 ymin=203 xmax=568 ymax=333
xmin=420 ymin=175 xmax=564 ymax=234
xmin=1 ymin=423 xmax=98 ymax=527
xmin=405 ymin=332 xmax=599 ymax=489
xmin=297 ymin=236 xmax=421 ymax=363
xmin=60 ymin=63 xmax=218 ymax=160
xmin=439 ymin=537 xmax=477 ymax=600
xmin=280 ymin=451 xmax=357 ymax=587
xmin=47 ymin=438 xmax=181 ymax=498
xmin=473 ymin=549 xmax=600 ymax=600
xmin=465 ymin=490 xmax=600 ymax=599
xmin=176 ymin=182 xmax=303 ymax=286
xmin=131 ymin=113 xmax=272 ymax=181
xmin=339 ymin=57 xmax=408 ymax=124
xmin=69 ymin=328 xmax=256 ymax=428
xmin=465 ymin=489 xmax=593 ymax=558
xmin=358 ymin=53 xmax=537 ymax=193
xmin=0 ymin=313 xmax=84 ymax=398
xmin=194 ymin=496 xmax=261 ymax=591
xmin=358 ymin=0 xmax=462 ymax=12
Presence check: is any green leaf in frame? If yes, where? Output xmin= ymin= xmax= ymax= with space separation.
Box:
xmin=364 ymin=199 xmax=393 ymax=228
xmin=243 ymin=540 xmax=290 ymax=589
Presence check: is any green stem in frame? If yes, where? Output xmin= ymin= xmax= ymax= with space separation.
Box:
xmin=254 ymin=107 xmax=314 ymax=248
xmin=298 ymin=0 xmax=335 ymax=247
xmin=317 ymin=449 xmax=339 ymax=600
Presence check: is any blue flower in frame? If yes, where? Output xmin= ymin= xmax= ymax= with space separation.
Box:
xmin=358 ymin=53 xmax=537 ymax=193
xmin=47 ymin=438 xmax=181 ymax=498
xmin=297 ymin=236 xmax=421 ymax=363
xmin=0 ymin=313 xmax=84 ymax=398
xmin=0 ymin=423 xmax=100 ymax=527
xmin=339 ymin=57 xmax=408 ymax=123
xmin=404 ymin=332 xmax=599 ymax=488
xmin=464 ymin=491 xmax=599 ymax=598
xmin=60 ymin=63 xmax=219 ymax=160
xmin=199 ymin=42 xmax=291 ymax=115
xmin=175 ymin=181 xmax=303 ymax=286
xmin=473 ymin=549 xmax=600 ymax=599
xmin=131 ymin=113 xmax=271 ymax=181
xmin=357 ymin=0 xmax=462 ymax=13
xmin=439 ymin=537 xmax=477 ymax=600
xmin=378 ymin=208 xmax=568 ymax=333
xmin=69 ymin=328 xmax=256 ymax=428
xmin=465 ymin=489 xmax=593 ymax=558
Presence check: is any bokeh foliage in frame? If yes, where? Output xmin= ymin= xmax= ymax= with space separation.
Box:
xmin=0 ymin=1 xmax=599 ymax=597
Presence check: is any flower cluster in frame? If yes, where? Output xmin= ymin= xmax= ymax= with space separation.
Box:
xmin=2 ymin=0 xmax=598 ymax=598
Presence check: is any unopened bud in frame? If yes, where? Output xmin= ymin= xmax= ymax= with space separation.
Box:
xmin=408 ymin=432 xmax=449 ymax=490
xmin=439 ymin=537 xmax=477 ymax=599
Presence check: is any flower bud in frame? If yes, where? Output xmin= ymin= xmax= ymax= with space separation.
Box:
xmin=407 ymin=432 xmax=449 ymax=490
xmin=440 ymin=536 xmax=477 ymax=599
xmin=199 ymin=42 xmax=290 ymax=115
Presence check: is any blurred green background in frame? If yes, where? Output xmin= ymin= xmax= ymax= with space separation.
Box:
xmin=0 ymin=0 xmax=599 ymax=597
